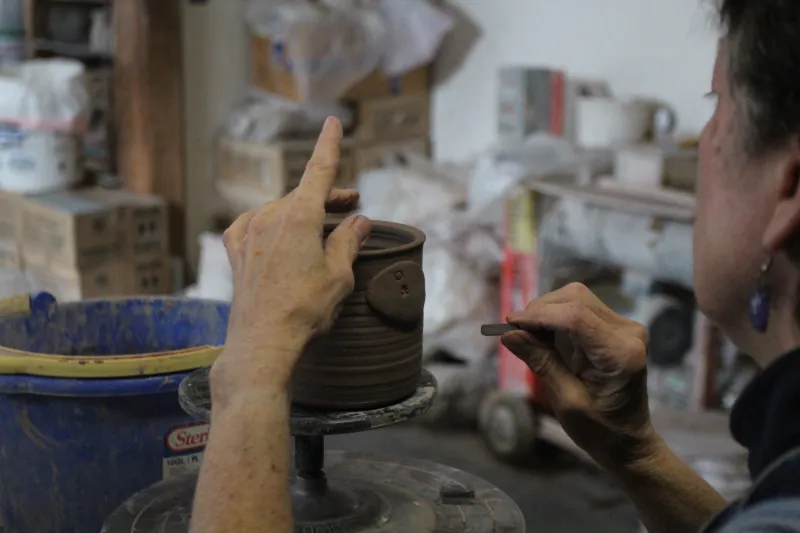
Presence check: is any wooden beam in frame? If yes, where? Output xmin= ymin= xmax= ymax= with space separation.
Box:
xmin=114 ymin=0 xmax=186 ymax=256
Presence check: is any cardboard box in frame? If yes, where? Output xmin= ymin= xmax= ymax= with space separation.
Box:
xmin=27 ymin=262 xmax=119 ymax=302
xmin=664 ymin=150 xmax=698 ymax=192
xmin=27 ymin=253 xmax=173 ymax=301
xmin=21 ymin=191 xmax=118 ymax=268
xmin=354 ymin=94 xmax=430 ymax=142
xmin=354 ymin=137 xmax=429 ymax=176
xmin=117 ymin=255 xmax=173 ymax=296
xmin=77 ymin=188 xmax=169 ymax=260
xmin=250 ymin=34 xmax=429 ymax=102
xmin=0 ymin=190 xmax=26 ymax=242
xmin=0 ymin=239 xmax=21 ymax=270
xmin=217 ymin=137 xmax=356 ymax=198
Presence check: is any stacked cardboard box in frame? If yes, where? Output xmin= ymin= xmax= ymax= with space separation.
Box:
xmin=217 ymin=137 xmax=357 ymax=202
xmin=249 ymin=31 xmax=432 ymax=173
xmin=0 ymin=191 xmax=25 ymax=270
xmin=22 ymin=190 xmax=120 ymax=301
xmin=352 ymin=92 xmax=431 ymax=176
xmin=250 ymin=34 xmax=430 ymax=103
xmin=15 ymin=188 xmax=170 ymax=301
xmin=78 ymin=188 xmax=171 ymax=297
xmin=215 ymin=31 xmax=434 ymax=208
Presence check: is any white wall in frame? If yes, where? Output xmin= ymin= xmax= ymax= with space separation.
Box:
xmin=182 ymin=0 xmax=249 ymax=269
xmin=181 ymin=0 xmax=720 ymax=265
xmin=432 ymin=0 xmax=719 ymax=161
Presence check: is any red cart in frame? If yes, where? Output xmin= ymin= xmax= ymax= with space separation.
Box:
xmin=478 ymin=192 xmax=554 ymax=463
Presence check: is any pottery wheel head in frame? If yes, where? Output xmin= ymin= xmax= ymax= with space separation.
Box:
xmin=179 ymin=367 xmax=438 ymax=437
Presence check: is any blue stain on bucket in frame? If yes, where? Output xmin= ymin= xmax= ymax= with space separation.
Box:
xmin=0 ymin=296 xmax=230 ymax=533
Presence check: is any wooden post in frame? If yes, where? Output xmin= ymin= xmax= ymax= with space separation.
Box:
xmin=114 ymin=0 xmax=186 ymax=256
xmin=690 ymin=311 xmax=721 ymax=410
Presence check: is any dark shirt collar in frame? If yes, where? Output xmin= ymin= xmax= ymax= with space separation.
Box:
xmin=730 ymin=348 xmax=800 ymax=478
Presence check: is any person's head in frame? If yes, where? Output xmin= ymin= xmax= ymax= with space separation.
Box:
xmin=694 ymin=0 xmax=800 ymax=363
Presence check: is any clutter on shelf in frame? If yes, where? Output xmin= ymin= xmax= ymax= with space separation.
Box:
xmin=216 ymin=0 xmax=449 ymax=214
xmin=22 ymin=0 xmax=115 ymax=175
xmin=0 ymin=0 xmax=24 ymax=68
xmin=246 ymin=0 xmax=451 ymax=104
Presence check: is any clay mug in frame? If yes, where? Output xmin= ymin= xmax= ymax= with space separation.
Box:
xmin=291 ymin=219 xmax=426 ymax=410
xmin=576 ymin=97 xmax=677 ymax=149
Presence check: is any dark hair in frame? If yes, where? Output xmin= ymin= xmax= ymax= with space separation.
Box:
xmin=719 ymin=0 xmax=800 ymax=155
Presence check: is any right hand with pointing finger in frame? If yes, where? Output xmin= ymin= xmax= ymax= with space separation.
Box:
xmin=212 ymin=116 xmax=372 ymax=399
xmin=501 ymin=282 xmax=657 ymax=468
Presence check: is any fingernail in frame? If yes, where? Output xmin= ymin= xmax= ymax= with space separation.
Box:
xmin=351 ymin=215 xmax=372 ymax=243
xmin=500 ymin=330 xmax=530 ymax=351
xmin=320 ymin=116 xmax=340 ymax=137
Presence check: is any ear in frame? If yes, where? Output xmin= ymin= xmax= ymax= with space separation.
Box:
xmin=763 ymin=140 xmax=800 ymax=253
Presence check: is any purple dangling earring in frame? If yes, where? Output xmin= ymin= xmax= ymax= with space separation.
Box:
xmin=748 ymin=256 xmax=773 ymax=333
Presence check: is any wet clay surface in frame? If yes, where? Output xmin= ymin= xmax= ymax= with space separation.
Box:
xmin=292 ymin=221 xmax=427 ymax=410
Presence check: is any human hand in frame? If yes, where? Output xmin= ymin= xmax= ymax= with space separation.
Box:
xmin=502 ymin=283 xmax=657 ymax=468
xmin=215 ymin=117 xmax=372 ymax=394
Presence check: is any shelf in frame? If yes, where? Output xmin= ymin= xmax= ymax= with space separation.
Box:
xmin=525 ymin=175 xmax=696 ymax=222
xmin=34 ymin=39 xmax=112 ymax=60
xmin=49 ymin=0 xmax=108 ymax=4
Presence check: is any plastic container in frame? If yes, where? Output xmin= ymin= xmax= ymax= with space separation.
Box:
xmin=0 ymin=295 xmax=229 ymax=533
xmin=0 ymin=126 xmax=81 ymax=193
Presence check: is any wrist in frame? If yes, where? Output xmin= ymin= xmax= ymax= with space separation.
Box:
xmin=595 ymin=423 xmax=664 ymax=474
xmin=211 ymin=384 xmax=291 ymax=420
xmin=210 ymin=342 xmax=304 ymax=402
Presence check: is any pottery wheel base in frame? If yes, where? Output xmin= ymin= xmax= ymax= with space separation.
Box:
xmin=101 ymin=452 xmax=526 ymax=533
xmin=291 ymin=477 xmax=385 ymax=530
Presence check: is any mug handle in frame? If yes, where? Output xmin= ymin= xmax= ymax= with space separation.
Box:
xmin=653 ymin=105 xmax=678 ymax=137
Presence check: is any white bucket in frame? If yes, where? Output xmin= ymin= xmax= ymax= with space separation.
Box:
xmin=0 ymin=35 xmax=24 ymax=68
xmin=0 ymin=126 xmax=82 ymax=194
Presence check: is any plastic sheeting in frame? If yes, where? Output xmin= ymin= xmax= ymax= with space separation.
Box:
xmin=539 ymin=197 xmax=694 ymax=288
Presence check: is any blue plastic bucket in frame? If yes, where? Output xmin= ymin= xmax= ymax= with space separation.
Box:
xmin=0 ymin=296 xmax=229 ymax=533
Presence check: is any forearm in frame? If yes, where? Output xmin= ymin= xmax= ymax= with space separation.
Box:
xmin=604 ymin=434 xmax=727 ymax=533
xmin=190 ymin=357 xmax=295 ymax=533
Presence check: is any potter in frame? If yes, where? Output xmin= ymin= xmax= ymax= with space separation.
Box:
xmin=189 ymin=0 xmax=800 ymax=530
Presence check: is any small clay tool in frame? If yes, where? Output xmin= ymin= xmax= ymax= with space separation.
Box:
xmin=480 ymin=323 xmax=520 ymax=336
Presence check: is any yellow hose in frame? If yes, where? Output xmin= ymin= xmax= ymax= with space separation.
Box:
xmin=0 ymin=293 xmax=223 ymax=378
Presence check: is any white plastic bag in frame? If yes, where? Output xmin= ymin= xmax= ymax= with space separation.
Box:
xmin=377 ymin=0 xmax=454 ymax=76
xmin=223 ymin=90 xmax=354 ymax=143
xmin=357 ymin=162 xmax=496 ymax=365
xmin=248 ymin=0 xmax=387 ymax=103
xmin=0 ymin=59 xmax=89 ymax=131
xmin=0 ymin=59 xmax=87 ymax=193
xmin=194 ymin=233 xmax=233 ymax=302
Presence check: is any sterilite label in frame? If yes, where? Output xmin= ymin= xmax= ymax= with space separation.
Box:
xmin=163 ymin=423 xmax=210 ymax=480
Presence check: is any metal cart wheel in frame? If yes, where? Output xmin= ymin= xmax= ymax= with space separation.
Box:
xmin=478 ymin=391 xmax=537 ymax=464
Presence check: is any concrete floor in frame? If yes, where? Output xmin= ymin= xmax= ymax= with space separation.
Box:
xmin=331 ymin=424 xmax=640 ymax=533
